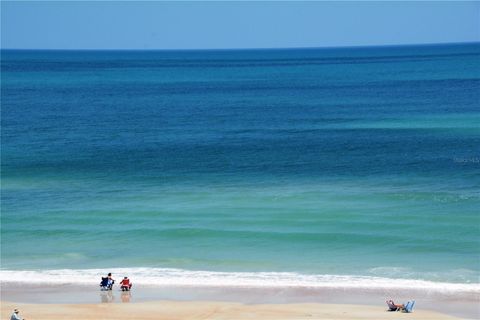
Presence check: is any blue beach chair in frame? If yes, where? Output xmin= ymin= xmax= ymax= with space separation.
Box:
xmin=403 ymin=300 xmax=416 ymax=313
xmin=100 ymin=277 xmax=110 ymax=291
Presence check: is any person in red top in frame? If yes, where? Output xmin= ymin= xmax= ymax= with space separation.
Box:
xmin=119 ymin=276 xmax=132 ymax=291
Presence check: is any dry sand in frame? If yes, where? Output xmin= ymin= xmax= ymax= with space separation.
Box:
xmin=1 ymin=300 xmax=462 ymax=320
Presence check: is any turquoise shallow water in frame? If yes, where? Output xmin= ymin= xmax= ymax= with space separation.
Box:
xmin=1 ymin=43 xmax=479 ymax=288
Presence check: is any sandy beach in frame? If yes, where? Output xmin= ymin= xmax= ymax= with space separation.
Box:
xmin=2 ymin=282 xmax=478 ymax=319
xmin=1 ymin=300 xmax=464 ymax=320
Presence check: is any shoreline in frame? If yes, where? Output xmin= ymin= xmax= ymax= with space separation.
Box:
xmin=1 ymin=268 xmax=478 ymax=292
xmin=1 ymin=283 xmax=478 ymax=319
xmin=0 ymin=300 xmax=466 ymax=320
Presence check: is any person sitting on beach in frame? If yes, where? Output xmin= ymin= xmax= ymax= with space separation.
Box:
xmin=10 ymin=308 xmax=25 ymax=320
xmin=119 ymin=276 xmax=133 ymax=291
xmin=107 ymin=272 xmax=115 ymax=290
xmin=386 ymin=299 xmax=404 ymax=311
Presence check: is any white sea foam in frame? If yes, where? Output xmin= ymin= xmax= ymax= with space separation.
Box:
xmin=0 ymin=268 xmax=478 ymax=294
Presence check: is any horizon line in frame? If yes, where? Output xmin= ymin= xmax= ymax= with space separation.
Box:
xmin=2 ymin=41 xmax=479 ymax=52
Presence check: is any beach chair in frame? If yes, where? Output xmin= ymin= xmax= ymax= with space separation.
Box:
xmin=403 ymin=300 xmax=416 ymax=313
xmin=386 ymin=300 xmax=401 ymax=311
xmin=100 ymin=277 xmax=110 ymax=291
xmin=120 ymin=277 xmax=132 ymax=291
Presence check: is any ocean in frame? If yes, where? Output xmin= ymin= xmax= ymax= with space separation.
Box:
xmin=1 ymin=43 xmax=479 ymax=292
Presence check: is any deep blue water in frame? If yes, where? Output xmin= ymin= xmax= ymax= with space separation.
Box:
xmin=1 ymin=43 xmax=479 ymax=286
